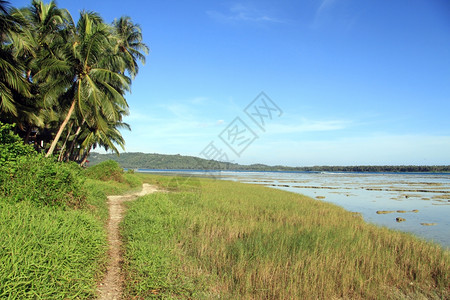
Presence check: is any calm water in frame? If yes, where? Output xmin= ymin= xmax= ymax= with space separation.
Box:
xmin=139 ymin=170 xmax=450 ymax=248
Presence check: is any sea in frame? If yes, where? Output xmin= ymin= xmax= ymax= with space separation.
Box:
xmin=137 ymin=169 xmax=450 ymax=249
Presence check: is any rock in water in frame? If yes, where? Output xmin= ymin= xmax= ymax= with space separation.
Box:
xmin=376 ymin=210 xmax=395 ymax=214
xmin=420 ymin=223 xmax=437 ymax=226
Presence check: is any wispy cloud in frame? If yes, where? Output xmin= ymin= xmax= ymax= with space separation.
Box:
xmin=123 ymin=95 xmax=229 ymax=146
xmin=207 ymin=3 xmax=283 ymax=24
xmin=158 ymin=96 xmax=212 ymax=120
xmin=312 ymin=0 xmax=357 ymax=30
xmin=317 ymin=0 xmax=337 ymax=15
xmin=266 ymin=118 xmax=351 ymax=134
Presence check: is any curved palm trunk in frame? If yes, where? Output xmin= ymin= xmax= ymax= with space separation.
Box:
xmin=45 ymin=98 xmax=76 ymax=157
xmin=58 ymin=121 xmax=74 ymax=161
xmin=23 ymin=125 xmax=32 ymax=144
xmin=79 ymin=148 xmax=91 ymax=167
xmin=64 ymin=123 xmax=83 ymax=161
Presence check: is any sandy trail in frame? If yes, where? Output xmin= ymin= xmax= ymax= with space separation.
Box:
xmin=98 ymin=183 xmax=158 ymax=300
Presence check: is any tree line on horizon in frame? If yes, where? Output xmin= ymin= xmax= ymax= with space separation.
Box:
xmin=88 ymin=152 xmax=450 ymax=173
xmin=0 ymin=0 xmax=148 ymax=165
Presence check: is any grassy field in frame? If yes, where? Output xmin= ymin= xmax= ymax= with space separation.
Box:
xmin=122 ymin=174 xmax=449 ymax=299
xmin=0 ymin=161 xmax=140 ymax=299
xmin=1 ymin=166 xmax=448 ymax=299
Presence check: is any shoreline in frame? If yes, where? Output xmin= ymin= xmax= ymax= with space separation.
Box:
xmin=135 ymin=170 xmax=450 ymax=249
xmin=121 ymin=173 xmax=450 ymax=299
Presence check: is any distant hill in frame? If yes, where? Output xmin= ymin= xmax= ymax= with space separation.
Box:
xmin=88 ymin=152 xmax=241 ymax=170
xmin=87 ymin=152 xmax=450 ymax=173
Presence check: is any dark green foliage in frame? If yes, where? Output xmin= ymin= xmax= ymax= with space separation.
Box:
xmin=88 ymin=152 xmax=237 ymax=170
xmin=0 ymin=122 xmax=86 ymax=207
xmin=0 ymin=122 xmax=35 ymax=166
xmin=0 ymin=155 xmax=86 ymax=206
xmin=85 ymin=159 xmax=125 ymax=182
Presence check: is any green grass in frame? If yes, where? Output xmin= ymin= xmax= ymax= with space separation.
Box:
xmin=122 ymin=175 xmax=449 ymax=299
xmin=0 ymin=162 xmax=142 ymax=299
xmin=0 ymin=197 xmax=107 ymax=299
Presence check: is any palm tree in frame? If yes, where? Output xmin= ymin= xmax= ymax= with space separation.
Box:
xmin=0 ymin=0 xmax=31 ymax=117
xmin=113 ymin=16 xmax=149 ymax=78
xmin=2 ymin=0 xmax=72 ymax=140
xmin=39 ymin=11 xmax=131 ymax=157
xmin=76 ymin=119 xmax=130 ymax=166
xmin=2 ymin=2 xmax=146 ymax=159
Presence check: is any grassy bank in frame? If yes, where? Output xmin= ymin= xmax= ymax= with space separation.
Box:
xmin=122 ymin=175 xmax=449 ymax=299
xmin=0 ymin=158 xmax=140 ymax=299
xmin=0 ymin=200 xmax=106 ymax=298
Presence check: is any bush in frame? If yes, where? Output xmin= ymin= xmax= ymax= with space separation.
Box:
xmin=0 ymin=123 xmax=86 ymax=207
xmin=124 ymin=173 xmax=142 ymax=188
xmin=85 ymin=160 xmax=125 ymax=182
xmin=0 ymin=122 xmax=35 ymax=167
xmin=0 ymin=155 xmax=86 ymax=207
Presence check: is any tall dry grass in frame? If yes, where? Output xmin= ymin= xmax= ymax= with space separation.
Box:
xmin=122 ymin=175 xmax=449 ymax=299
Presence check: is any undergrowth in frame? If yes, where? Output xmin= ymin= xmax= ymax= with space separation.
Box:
xmin=0 ymin=125 xmax=141 ymax=298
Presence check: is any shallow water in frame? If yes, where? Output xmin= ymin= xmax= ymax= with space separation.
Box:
xmin=139 ymin=170 xmax=450 ymax=248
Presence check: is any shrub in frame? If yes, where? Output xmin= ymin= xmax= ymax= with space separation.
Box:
xmin=0 ymin=123 xmax=86 ymax=207
xmin=124 ymin=173 xmax=142 ymax=188
xmin=85 ymin=160 xmax=125 ymax=182
xmin=0 ymin=122 xmax=35 ymax=167
xmin=0 ymin=155 xmax=86 ymax=207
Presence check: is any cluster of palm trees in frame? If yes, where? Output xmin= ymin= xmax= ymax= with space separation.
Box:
xmin=0 ymin=0 xmax=148 ymax=165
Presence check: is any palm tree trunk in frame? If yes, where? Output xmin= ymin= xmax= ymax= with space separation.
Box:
xmin=45 ymin=98 xmax=76 ymax=157
xmin=79 ymin=148 xmax=91 ymax=167
xmin=65 ymin=120 xmax=85 ymax=161
xmin=58 ymin=122 xmax=74 ymax=161
xmin=23 ymin=125 xmax=32 ymax=144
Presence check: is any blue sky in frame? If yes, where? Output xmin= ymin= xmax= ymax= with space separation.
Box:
xmin=13 ymin=0 xmax=450 ymax=166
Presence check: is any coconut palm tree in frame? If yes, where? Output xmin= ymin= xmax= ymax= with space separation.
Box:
xmin=0 ymin=0 xmax=31 ymax=117
xmin=3 ymin=0 xmax=72 ymax=140
xmin=39 ymin=11 xmax=131 ymax=157
xmin=76 ymin=119 xmax=130 ymax=166
xmin=2 ymin=2 xmax=146 ymax=159
xmin=113 ymin=16 xmax=149 ymax=78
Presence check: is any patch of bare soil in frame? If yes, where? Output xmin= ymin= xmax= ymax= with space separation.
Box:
xmin=97 ymin=183 xmax=158 ymax=300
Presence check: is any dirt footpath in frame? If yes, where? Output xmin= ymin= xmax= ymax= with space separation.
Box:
xmin=97 ymin=183 xmax=158 ymax=300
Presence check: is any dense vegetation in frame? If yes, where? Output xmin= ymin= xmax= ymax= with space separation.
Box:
xmin=89 ymin=151 xmax=450 ymax=173
xmin=0 ymin=0 xmax=148 ymax=165
xmin=122 ymin=174 xmax=449 ymax=299
xmin=0 ymin=124 xmax=140 ymax=298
